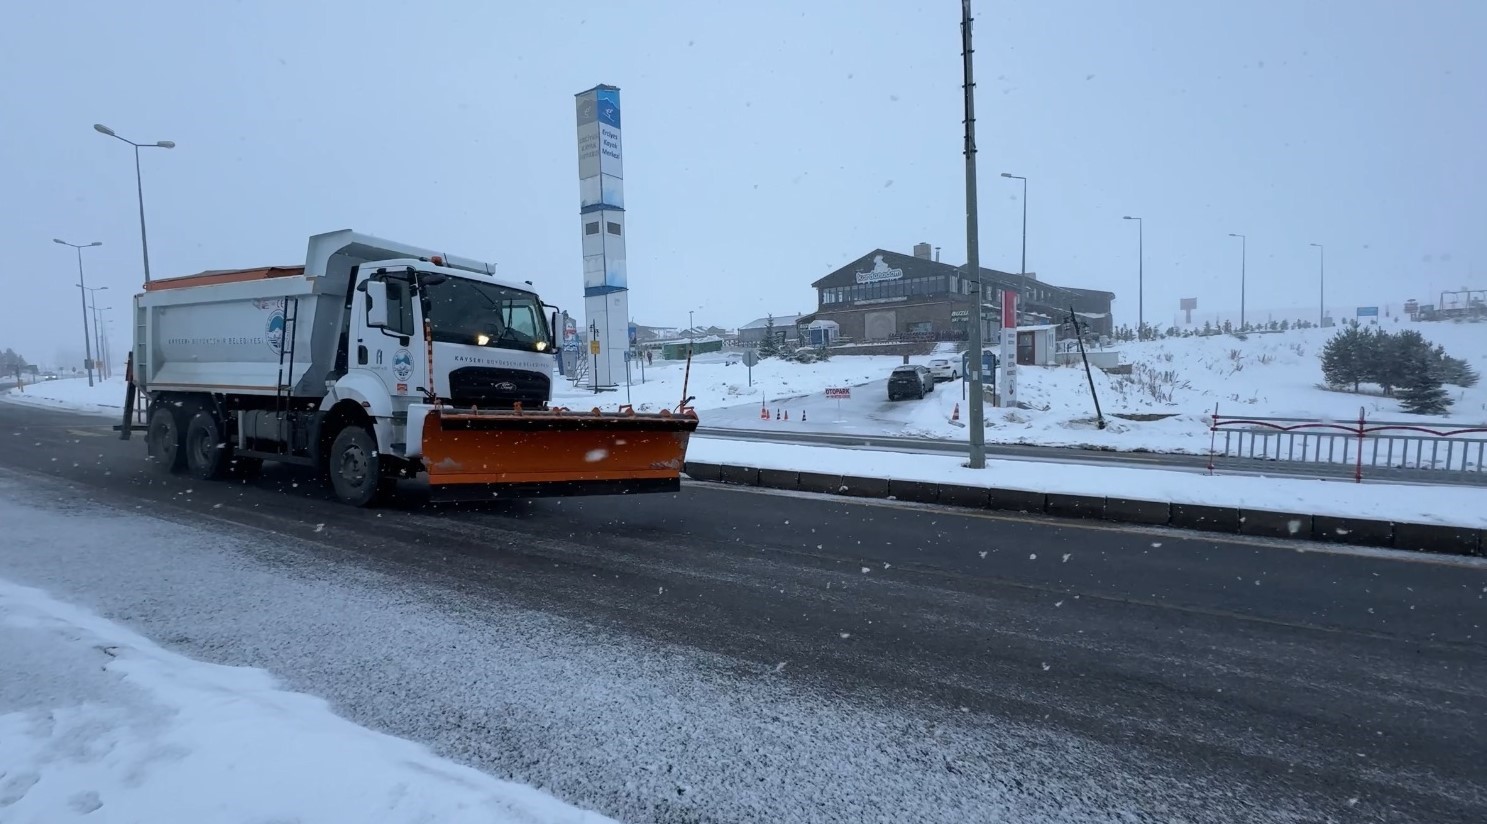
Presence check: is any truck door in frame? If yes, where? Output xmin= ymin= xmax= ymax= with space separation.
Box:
xmin=358 ymin=276 xmax=422 ymax=398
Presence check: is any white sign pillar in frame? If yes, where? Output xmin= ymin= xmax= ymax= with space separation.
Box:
xmin=575 ymin=85 xmax=629 ymax=389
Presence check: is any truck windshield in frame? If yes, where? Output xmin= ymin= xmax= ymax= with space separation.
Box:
xmin=420 ymin=276 xmax=548 ymax=351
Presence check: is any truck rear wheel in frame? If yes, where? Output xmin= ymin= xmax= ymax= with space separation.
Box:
xmin=185 ymin=410 xmax=230 ymax=480
xmin=147 ymin=406 xmax=186 ymax=473
xmin=328 ymin=426 xmax=394 ymax=507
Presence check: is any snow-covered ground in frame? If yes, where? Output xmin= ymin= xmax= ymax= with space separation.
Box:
xmin=689 ymin=437 xmax=1487 ymax=530
xmin=2 ymin=376 xmax=129 ymax=417
xmin=634 ymin=322 xmax=1487 ymax=455
xmin=0 ymin=579 xmax=617 ymax=823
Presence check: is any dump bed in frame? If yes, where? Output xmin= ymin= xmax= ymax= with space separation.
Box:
xmin=134 ymin=265 xmax=333 ymax=398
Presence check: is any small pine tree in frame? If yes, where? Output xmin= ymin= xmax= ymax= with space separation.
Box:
xmin=1399 ymin=355 xmax=1452 ymax=415
xmin=1441 ymin=356 xmax=1480 ymax=388
xmin=1320 ymin=324 xmax=1370 ymax=391
xmin=757 ymin=315 xmax=780 ymax=358
xmin=1202 ymin=320 xmax=1213 ymax=336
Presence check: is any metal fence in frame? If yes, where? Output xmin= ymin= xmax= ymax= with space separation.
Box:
xmin=1208 ymin=407 xmax=1487 ymax=483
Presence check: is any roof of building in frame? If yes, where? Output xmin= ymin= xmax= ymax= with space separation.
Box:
xmin=811 ymin=249 xmax=962 ymax=289
xmin=811 ymin=249 xmax=1114 ymax=311
xmin=739 ymin=314 xmax=803 ymax=330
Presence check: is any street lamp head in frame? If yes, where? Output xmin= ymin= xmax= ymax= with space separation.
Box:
xmin=1123 ymin=215 xmax=1138 ymax=221
xmin=53 ymin=238 xmax=67 ymax=245
xmin=88 ymin=241 xmax=102 ymax=247
xmin=1228 ymin=233 xmax=1240 ymax=237
xmin=93 ymin=123 xmax=116 ymax=136
xmin=1000 ymin=172 xmax=1013 ymax=178
xmin=155 ymin=140 xmax=176 ymax=149
xmin=1310 ymin=242 xmax=1323 ymax=248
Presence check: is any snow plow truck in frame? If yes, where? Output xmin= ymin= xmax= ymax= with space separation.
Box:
xmin=120 ymin=229 xmax=698 ymax=506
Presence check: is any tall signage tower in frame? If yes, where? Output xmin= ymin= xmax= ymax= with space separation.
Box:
xmin=575 ymin=84 xmax=628 ymax=389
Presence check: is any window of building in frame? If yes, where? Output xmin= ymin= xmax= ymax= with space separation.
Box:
xmin=585 ymin=221 xmax=600 ymax=235
xmin=606 ymin=221 xmax=622 ymax=235
xmin=908 ymin=321 xmax=933 ymax=334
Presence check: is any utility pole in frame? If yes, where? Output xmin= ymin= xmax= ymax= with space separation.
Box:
xmin=961 ymin=0 xmax=985 ymax=469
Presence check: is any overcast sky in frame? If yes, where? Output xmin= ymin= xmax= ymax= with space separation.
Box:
xmin=3 ymin=0 xmax=1482 ymax=367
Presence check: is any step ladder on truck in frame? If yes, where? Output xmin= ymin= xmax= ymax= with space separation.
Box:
xmin=116 ymin=229 xmax=698 ymax=506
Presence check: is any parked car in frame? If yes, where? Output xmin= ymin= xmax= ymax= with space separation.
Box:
xmin=887 ymin=365 xmax=934 ymax=400
xmin=927 ymin=358 xmax=960 ymax=382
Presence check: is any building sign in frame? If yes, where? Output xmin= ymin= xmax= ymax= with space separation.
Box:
xmin=950 ymin=309 xmax=968 ymax=321
xmin=855 ymin=254 xmax=905 ymax=284
xmin=825 ymin=387 xmax=851 ymax=399
xmin=1356 ymin=306 xmax=1379 ymax=318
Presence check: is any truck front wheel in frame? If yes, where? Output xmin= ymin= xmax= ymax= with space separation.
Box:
xmin=328 ymin=426 xmax=394 ymax=507
xmin=147 ymin=406 xmax=186 ymax=473
xmin=184 ymin=410 xmax=230 ymax=480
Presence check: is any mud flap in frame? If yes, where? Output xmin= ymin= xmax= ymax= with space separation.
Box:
xmin=419 ymin=405 xmax=699 ymax=499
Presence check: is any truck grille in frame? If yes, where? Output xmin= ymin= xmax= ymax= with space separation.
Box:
xmin=446 ymin=367 xmax=550 ymax=409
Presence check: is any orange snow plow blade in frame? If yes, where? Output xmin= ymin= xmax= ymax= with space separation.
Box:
xmin=419 ymin=405 xmax=699 ymax=500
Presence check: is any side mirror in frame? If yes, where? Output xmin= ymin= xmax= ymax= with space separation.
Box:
xmin=549 ymin=310 xmax=559 ymax=347
xmin=365 ymin=280 xmax=390 ymax=328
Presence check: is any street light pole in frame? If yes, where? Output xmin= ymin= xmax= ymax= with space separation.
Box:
xmin=1000 ymin=173 xmax=1028 ymax=277
xmin=54 ymin=239 xmax=103 ymax=386
xmin=84 ymin=287 xmax=110 ymax=379
xmin=1123 ymin=216 xmax=1143 ymax=339
xmin=94 ymin=124 xmax=175 ymax=283
xmin=1310 ymin=243 xmax=1325 ymax=327
xmin=961 ymin=0 xmax=985 ymax=468
xmin=1228 ymin=233 xmax=1246 ymax=329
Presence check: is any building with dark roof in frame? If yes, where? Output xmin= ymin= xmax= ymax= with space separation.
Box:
xmin=800 ymin=243 xmax=1114 ymax=342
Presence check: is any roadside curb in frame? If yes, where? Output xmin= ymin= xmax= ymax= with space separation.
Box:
xmin=683 ymin=462 xmax=1484 ymax=557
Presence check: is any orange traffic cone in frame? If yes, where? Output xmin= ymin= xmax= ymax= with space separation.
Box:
xmin=951 ymin=403 xmax=961 ymax=422
xmin=760 ymin=404 xmax=769 ymax=420
xmin=784 ymin=410 xmax=789 ymax=420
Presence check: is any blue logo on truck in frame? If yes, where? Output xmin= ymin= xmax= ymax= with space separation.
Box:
xmin=392 ymin=348 xmax=414 ymax=381
xmin=266 ymin=311 xmax=285 ymax=355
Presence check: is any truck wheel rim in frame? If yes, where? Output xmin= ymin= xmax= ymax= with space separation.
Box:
xmin=339 ymin=445 xmax=369 ymax=487
xmin=190 ymin=428 xmax=212 ymax=466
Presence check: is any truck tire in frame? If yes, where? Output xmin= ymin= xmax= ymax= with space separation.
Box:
xmin=184 ymin=410 xmax=230 ymax=480
xmin=147 ymin=406 xmax=186 ymax=473
xmin=328 ymin=426 xmax=394 ymax=507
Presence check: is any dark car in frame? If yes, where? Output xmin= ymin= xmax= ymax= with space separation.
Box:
xmin=887 ymin=365 xmax=934 ymax=401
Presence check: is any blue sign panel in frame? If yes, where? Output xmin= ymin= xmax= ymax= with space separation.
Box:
xmin=1356 ymin=306 xmax=1379 ymax=317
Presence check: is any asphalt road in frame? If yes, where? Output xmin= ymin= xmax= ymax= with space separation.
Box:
xmin=3 ymin=399 xmax=1485 ymax=823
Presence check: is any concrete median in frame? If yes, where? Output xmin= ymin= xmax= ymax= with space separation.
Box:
xmin=690 ymin=461 xmax=1483 ymax=557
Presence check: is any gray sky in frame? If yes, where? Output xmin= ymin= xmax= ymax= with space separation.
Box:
xmin=3 ymin=0 xmax=1482 ymax=367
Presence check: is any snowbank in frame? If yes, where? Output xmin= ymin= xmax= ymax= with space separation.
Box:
xmin=0 ymin=577 xmax=617 ymax=824
xmin=2 ymin=377 xmax=127 ymax=416
xmin=688 ymin=437 xmax=1487 ymax=530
